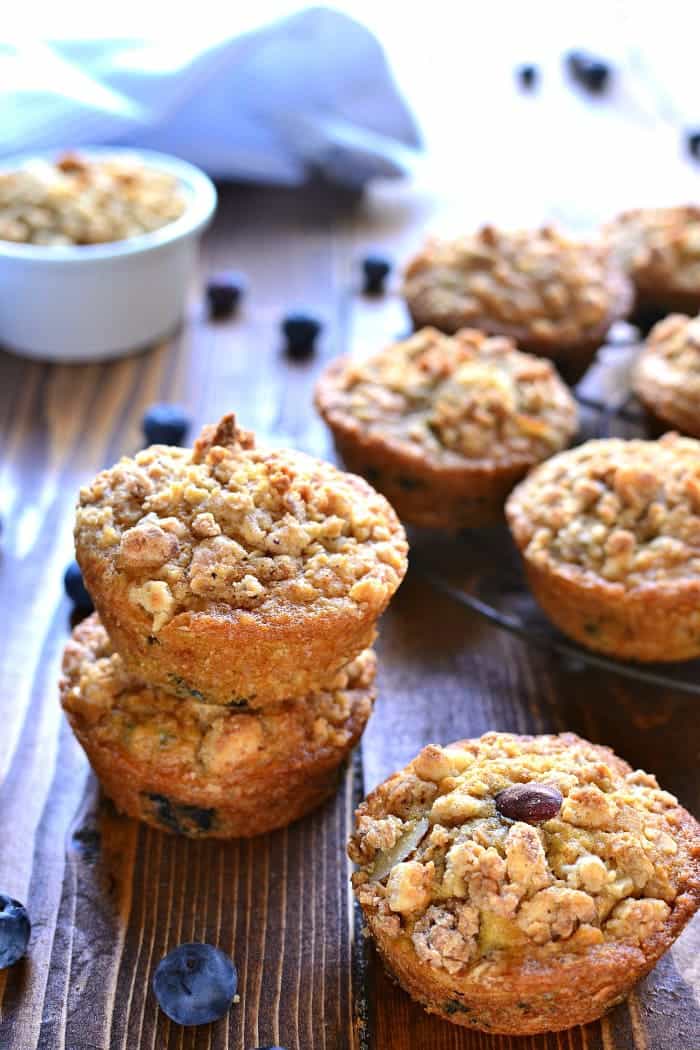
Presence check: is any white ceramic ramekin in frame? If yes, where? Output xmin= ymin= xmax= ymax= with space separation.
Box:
xmin=0 ymin=148 xmax=217 ymax=363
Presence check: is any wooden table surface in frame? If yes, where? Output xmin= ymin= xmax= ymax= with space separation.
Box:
xmin=0 ymin=180 xmax=698 ymax=1050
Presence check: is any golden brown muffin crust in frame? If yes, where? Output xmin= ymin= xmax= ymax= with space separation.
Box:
xmin=402 ymin=226 xmax=632 ymax=356
xmin=61 ymin=615 xmax=376 ymax=838
xmin=607 ymin=206 xmax=700 ymax=304
xmin=349 ymin=732 xmax=700 ymax=1034
xmin=634 ymin=313 xmax=700 ymax=438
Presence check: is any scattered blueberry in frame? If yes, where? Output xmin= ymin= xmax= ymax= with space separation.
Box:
xmin=686 ymin=131 xmax=700 ymax=160
xmin=206 ymin=271 xmax=246 ymax=319
xmin=281 ymin=313 xmax=322 ymax=359
xmin=495 ymin=783 xmax=563 ymax=823
xmin=516 ymin=64 xmax=538 ymax=90
xmin=362 ymin=255 xmax=392 ymax=295
xmin=153 ymin=943 xmax=237 ymax=1027
xmin=565 ymin=51 xmax=611 ymax=94
xmin=64 ymin=561 xmax=93 ymax=613
xmin=142 ymin=403 xmax=190 ymax=446
xmin=0 ymin=895 xmax=31 ymax=969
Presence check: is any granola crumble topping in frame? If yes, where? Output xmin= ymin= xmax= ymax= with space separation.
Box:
xmin=607 ymin=206 xmax=700 ymax=294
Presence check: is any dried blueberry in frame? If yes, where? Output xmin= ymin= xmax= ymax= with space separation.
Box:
xmin=142 ymin=404 xmax=190 ymax=446
xmin=565 ymin=51 xmax=611 ymax=94
xmin=362 ymin=255 xmax=392 ymax=295
xmin=206 ymin=271 xmax=246 ymax=319
xmin=64 ymin=560 xmax=93 ymax=612
xmin=0 ymin=895 xmax=31 ymax=969
xmin=281 ymin=313 xmax=322 ymax=359
xmin=153 ymin=943 xmax=237 ymax=1026
xmin=495 ymin=782 xmax=562 ymax=823
xmin=516 ymin=64 xmax=538 ymax=90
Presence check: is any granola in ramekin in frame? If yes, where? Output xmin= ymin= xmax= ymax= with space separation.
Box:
xmin=349 ymin=731 xmax=700 ymax=1034
xmin=315 ymin=327 xmax=578 ymax=528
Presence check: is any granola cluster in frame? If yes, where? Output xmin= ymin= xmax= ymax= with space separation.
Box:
xmin=350 ymin=733 xmax=695 ymax=974
xmin=0 ymin=153 xmax=186 ymax=246
xmin=607 ymin=206 xmax=700 ymax=294
xmin=75 ymin=415 xmax=407 ymax=632
xmin=506 ymin=434 xmax=700 ymax=585
xmin=403 ymin=226 xmax=631 ymax=344
xmin=318 ymin=328 xmax=577 ymax=466
xmin=61 ymin=615 xmax=376 ymax=772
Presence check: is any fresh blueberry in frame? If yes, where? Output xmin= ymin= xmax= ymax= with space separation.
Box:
xmin=153 ymin=942 xmax=237 ymax=1027
xmin=516 ymin=64 xmax=538 ymax=90
xmin=362 ymin=255 xmax=392 ymax=295
xmin=686 ymin=131 xmax=700 ymax=160
xmin=0 ymin=895 xmax=31 ymax=969
xmin=206 ymin=271 xmax=246 ymax=319
xmin=64 ymin=561 xmax=93 ymax=612
xmin=565 ymin=51 xmax=611 ymax=94
xmin=142 ymin=404 xmax=190 ymax=446
xmin=281 ymin=313 xmax=322 ymax=359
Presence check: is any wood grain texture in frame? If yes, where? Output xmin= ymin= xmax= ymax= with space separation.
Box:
xmin=0 ymin=181 xmax=698 ymax=1050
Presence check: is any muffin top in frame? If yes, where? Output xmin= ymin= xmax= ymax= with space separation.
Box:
xmin=606 ymin=206 xmax=700 ymax=294
xmin=507 ymin=434 xmax=700 ymax=586
xmin=638 ymin=313 xmax=700 ymax=388
xmin=75 ymin=414 xmax=408 ymax=633
xmin=61 ymin=615 xmax=376 ymax=776
xmin=0 ymin=152 xmax=187 ymax=246
xmin=316 ymin=328 xmax=578 ymax=469
xmin=349 ymin=732 xmax=699 ymax=976
xmin=402 ymin=226 xmax=631 ymax=346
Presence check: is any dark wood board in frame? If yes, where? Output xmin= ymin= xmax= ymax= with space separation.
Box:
xmin=0 ymin=182 xmax=697 ymax=1050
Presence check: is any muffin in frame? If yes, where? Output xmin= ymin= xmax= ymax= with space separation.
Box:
xmin=315 ymin=327 xmax=578 ymax=528
xmin=634 ymin=313 xmax=700 ymax=438
xmin=606 ymin=206 xmax=700 ymax=326
xmin=349 ymin=731 xmax=700 ymax=1035
xmin=75 ymin=414 xmax=407 ymax=707
xmin=61 ymin=615 xmax=376 ymax=838
xmin=506 ymin=434 xmax=700 ymax=662
xmin=402 ymin=225 xmax=632 ymax=378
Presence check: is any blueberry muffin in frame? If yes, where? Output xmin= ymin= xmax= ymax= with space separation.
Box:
xmin=315 ymin=328 xmax=578 ymax=528
xmin=634 ymin=313 xmax=700 ymax=438
xmin=506 ymin=434 xmax=700 ymax=662
xmin=75 ymin=414 xmax=407 ymax=707
xmin=606 ymin=206 xmax=700 ymax=326
xmin=61 ymin=615 xmax=376 ymax=838
xmin=402 ymin=226 xmax=632 ymax=379
xmin=349 ymin=732 xmax=700 ymax=1035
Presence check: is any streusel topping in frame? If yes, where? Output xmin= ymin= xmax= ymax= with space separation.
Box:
xmin=319 ymin=328 xmax=577 ymax=466
xmin=349 ymin=733 xmax=697 ymax=973
xmin=506 ymin=434 xmax=700 ymax=585
xmin=0 ymin=153 xmax=186 ymax=246
xmin=607 ymin=206 xmax=700 ymax=293
xmin=62 ymin=615 xmax=376 ymax=771
xmin=75 ymin=415 xmax=407 ymax=631
xmin=639 ymin=313 xmax=700 ymax=384
xmin=403 ymin=226 xmax=630 ymax=343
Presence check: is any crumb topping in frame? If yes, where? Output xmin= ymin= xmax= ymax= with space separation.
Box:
xmin=403 ymin=225 xmax=631 ymax=343
xmin=607 ymin=206 xmax=700 ymax=294
xmin=506 ymin=434 xmax=700 ymax=585
xmin=61 ymin=615 xmax=375 ymax=773
xmin=75 ymin=414 xmax=408 ymax=632
xmin=349 ymin=733 xmax=697 ymax=973
xmin=317 ymin=328 xmax=577 ymax=467
xmin=0 ymin=153 xmax=187 ymax=246
xmin=636 ymin=313 xmax=700 ymax=394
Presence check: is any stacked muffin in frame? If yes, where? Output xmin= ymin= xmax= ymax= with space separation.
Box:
xmin=61 ymin=414 xmax=408 ymax=838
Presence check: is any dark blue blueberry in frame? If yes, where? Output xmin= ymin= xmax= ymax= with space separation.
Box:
xmin=153 ymin=942 xmax=237 ymax=1026
xmin=64 ymin=561 xmax=93 ymax=612
xmin=281 ymin=313 xmax=322 ymax=359
xmin=251 ymin=1046 xmax=287 ymax=1049
xmin=686 ymin=131 xmax=700 ymax=160
xmin=362 ymin=255 xmax=392 ymax=295
xmin=0 ymin=895 xmax=31 ymax=969
xmin=142 ymin=403 xmax=190 ymax=446
xmin=206 ymin=271 xmax=246 ymax=319
xmin=565 ymin=51 xmax=611 ymax=94
xmin=516 ymin=64 xmax=538 ymax=90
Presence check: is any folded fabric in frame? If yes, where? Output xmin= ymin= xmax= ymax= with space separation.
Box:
xmin=0 ymin=7 xmax=421 ymax=187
